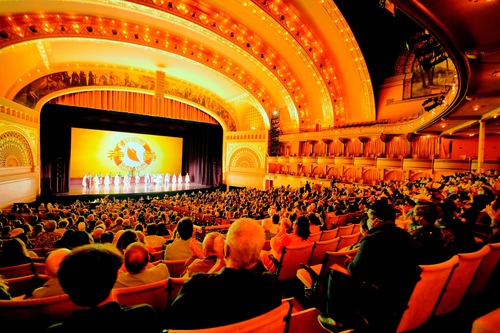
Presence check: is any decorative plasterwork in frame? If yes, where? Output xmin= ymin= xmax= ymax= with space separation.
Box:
xmin=0 ymin=126 xmax=36 ymax=167
xmin=227 ymin=142 xmax=265 ymax=169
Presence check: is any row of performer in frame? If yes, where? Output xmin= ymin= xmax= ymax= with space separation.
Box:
xmin=82 ymin=173 xmax=190 ymax=188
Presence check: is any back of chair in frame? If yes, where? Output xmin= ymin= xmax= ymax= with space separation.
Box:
xmin=320 ymin=228 xmax=338 ymax=241
xmin=351 ymin=223 xmax=361 ymax=234
xmin=435 ymin=245 xmax=491 ymax=316
xmin=308 ymin=237 xmax=340 ymax=266
xmin=396 ymin=255 xmax=459 ymax=333
xmin=114 ymin=278 xmax=169 ymax=316
xmin=324 ymin=212 xmax=338 ymax=230
xmin=309 ymin=231 xmax=322 ymax=243
xmin=167 ymin=298 xmax=293 ymax=333
xmin=337 ymin=224 xmax=354 ymax=237
xmin=0 ymin=294 xmax=80 ymax=332
xmin=276 ymin=242 xmax=315 ymax=280
xmin=337 ymin=214 xmax=348 ymax=227
xmin=5 ymin=274 xmax=50 ymax=298
xmin=167 ymin=277 xmax=189 ymax=307
xmin=468 ymin=242 xmax=500 ymax=297
xmin=163 ymin=259 xmax=188 ymax=278
xmin=0 ymin=262 xmax=37 ymax=279
xmin=337 ymin=232 xmax=361 ymax=251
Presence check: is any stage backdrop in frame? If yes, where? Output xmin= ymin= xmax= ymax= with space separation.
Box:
xmin=70 ymin=128 xmax=182 ymax=178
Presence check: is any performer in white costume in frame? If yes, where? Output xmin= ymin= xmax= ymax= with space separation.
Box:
xmin=178 ymin=174 xmax=183 ymax=184
xmin=144 ymin=173 xmax=151 ymax=185
xmin=185 ymin=173 xmax=190 ymax=183
xmin=135 ymin=174 xmax=141 ymax=184
xmin=114 ymin=173 xmax=120 ymax=185
xmin=93 ymin=174 xmax=100 ymax=188
xmin=82 ymin=174 xmax=88 ymax=188
xmin=172 ymin=173 xmax=177 ymax=184
xmin=104 ymin=173 xmax=111 ymax=186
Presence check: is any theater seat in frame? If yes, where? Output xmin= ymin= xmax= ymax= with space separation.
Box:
xmin=166 ymin=298 xmax=293 ymax=333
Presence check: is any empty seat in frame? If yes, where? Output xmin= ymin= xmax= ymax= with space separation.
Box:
xmin=272 ymin=243 xmax=315 ymax=280
xmin=396 ymin=255 xmax=459 ymax=332
xmin=468 ymin=242 xmax=500 ymax=297
xmin=320 ymin=228 xmax=338 ymax=241
xmin=337 ymin=233 xmax=361 ymax=251
xmin=337 ymin=224 xmax=354 ymax=237
xmin=308 ymin=237 xmax=340 ymax=266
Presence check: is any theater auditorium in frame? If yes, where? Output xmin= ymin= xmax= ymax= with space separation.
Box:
xmin=0 ymin=1 xmax=499 ymax=332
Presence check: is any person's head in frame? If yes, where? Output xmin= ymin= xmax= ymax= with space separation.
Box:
xmin=176 ymin=217 xmax=194 ymax=240
xmin=366 ymin=199 xmax=397 ymax=230
xmin=66 ymin=230 xmax=93 ymax=249
xmin=156 ymin=222 xmax=169 ymax=236
xmin=224 ymin=218 xmax=265 ymax=270
xmin=307 ymin=213 xmax=322 ymax=226
xmin=261 ymin=218 xmax=273 ymax=232
xmin=202 ymin=232 xmax=225 ymax=258
xmin=43 ymin=220 xmax=57 ymax=232
xmin=100 ymin=231 xmax=114 ymax=244
xmin=115 ymin=229 xmax=139 ymax=253
xmin=58 ymin=244 xmax=123 ymax=307
xmin=45 ymin=248 xmax=71 ymax=278
xmin=146 ymin=223 xmax=158 ymax=235
xmin=123 ymin=242 xmax=150 ymax=274
xmin=294 ymin=216 xmax=311 ymax=240
xmin=2 ymin=237 xmax=30 ymax=258
xmin=279 ymin=217 xmax=293 ymax=233
xmin=412 ymin=200 xmax=441 ymax=226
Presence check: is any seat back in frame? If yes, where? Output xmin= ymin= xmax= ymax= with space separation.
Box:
xmin=468 ymin=242 xmax=500 ymax=297
xmin=351 ymin=223 xmax=361 ymax=234
xmin=337 ymin=214 xmax=348 ymax=227
xmin=337 ymin=232 xmax=361 ymax=251
xmin=0 ymin=294 xmax=81 ymax=332
xmin=324 ymin=212 xmax=338 ymax=230
xmin=276 ymin=242 xmax=315 ymax=280
xmin=114 ymin=278 xmax=169 ymax=316
xmin=435 ymin=245 xmax=491 ymax=316
xmin=396 ymin=255 xmax=459 ymax=333
xmin=337 ymin=224 xmax=354 ymax=237
xmin=166 ymin=298 xmax=293 ymax=333
xmin=163 ymin=259 xmax=188 ymax=278
xmin=0 ymin=262 xmax=38 ymax=279
xmin=309 ymin=231 xmax=322 ymax=243
xmin=320 ymin=228 xmax=338 ymax=241
xmin=308 ymin=237 xmax=340 ymax=266
xmin=5 ymin=274 xmax=51 ymax=298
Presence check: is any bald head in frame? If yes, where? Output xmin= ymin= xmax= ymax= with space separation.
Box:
xmin=225 ymin=218 xmax=265 ymax=270
xmin=202 ymin=232 xmax=225 ymax=259
xmin=45 ymin=248 xmax=72 ymax=277
xmin=123 ymin=242 xmax=149 ymax=274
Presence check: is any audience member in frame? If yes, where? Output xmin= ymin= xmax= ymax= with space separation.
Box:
xmin=261 ymin=216 xmax=311 ymax=272
xmin=168 ymin=218 xmax=282 ymax=329
xmin=31 ymin=248 xmax=71 ymax=298
xmin=181 ymin=232 xmax=225 ymax=278
xmin=0 ymin=238 xmax=33 ymax=267
xmin=47 ymin=244 xmax=161 ymax=333
xmin=144 ymin=223 xmax=166 ymax=248
xmin=318 ymin=199 xmax=419 ymax=332
xmin=114 ymin=242 xmax=170 ymax=288
xmin=33 ymin=220 xmax=62 ymax=248
xmin=164 ymin=217 xmax=200 ymax=260
xmin=0 ymin=275 xmax=12 ymax=300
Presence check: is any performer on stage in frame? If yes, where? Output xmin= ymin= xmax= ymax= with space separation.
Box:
xmin=104 ymin=173 xmax=111 ymax=187
xmin=123 ymin=173 xmax=131 ymax=186
xmin=135 ymin=173 xmax=141 ymax=185
xmin=178 ymin=174 xmax=183 ymax=184
xmin=114 ymin=173 xmax=121 ymax=186
xmin=164 ymin=173 xmax=169 ymax=184
xmin=144 ymin=173 xmax=151 ymax=186
xmin=185 ymin=173 xmax=190 ymax=184
xmin=172 ymin=173 xmax=177 ymax=184
xmin=93 ymin=174 xmax=100 ymax=188
xmin=82 ymin=174 xmax=88 ymax=188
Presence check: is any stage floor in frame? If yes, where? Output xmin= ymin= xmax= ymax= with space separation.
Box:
xmin=59 ymin=181 xmax=213 ymax=197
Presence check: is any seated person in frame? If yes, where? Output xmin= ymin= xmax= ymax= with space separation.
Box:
xmin=164 ymin=217 xmax=201 ymax=260
xmin=168 ymin=218 xmax=282 ymax=330
xmin=114 ymin=242 xmax=170 ymax=288
xmin=144 ymin=223 xmax=166 ymax=248
xmin=181 ymin=232 xmax=225 ymax=278
xmin=31 ymin=248 xmax=71 ymax=298
xmin=319 ymin=199 xmax=419 ymax=332
xmin=261 ymin=218 xmax=276 ymax=240
xmin=260 ymin=216 xmax=310 ymax=272
xmin=47 ymin=244 xmax=161 ymax=333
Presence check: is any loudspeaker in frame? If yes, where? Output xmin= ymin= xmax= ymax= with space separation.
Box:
xmin=155 ymin=70 xmax=165 ymax=99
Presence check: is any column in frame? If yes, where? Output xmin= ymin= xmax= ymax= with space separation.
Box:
xmin=477 ymin=119 xmax=485 ymax=171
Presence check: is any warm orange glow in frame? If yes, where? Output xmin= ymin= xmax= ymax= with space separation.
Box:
xmin=70 ymin=128 xmax=182 ymax=177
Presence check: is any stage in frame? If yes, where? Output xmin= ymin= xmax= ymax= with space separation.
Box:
xmin=39 ymin=180 xmax=217 ymax=205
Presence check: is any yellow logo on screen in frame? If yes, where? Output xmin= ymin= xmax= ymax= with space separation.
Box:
xmin=108 ymin=137 xmax=156 ymax=172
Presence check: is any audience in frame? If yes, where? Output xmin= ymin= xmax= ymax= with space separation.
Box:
xmin=0 ymin=275 xmax=12 ymax=300
xmin=0 ymin=238 xmax=33 ymax=267
xmin=47 ymin=244 xmax=162 ymax=333
xmin=168 ymin=218 xmax=282 ymax=329
xmin=114 ymin=242 xmax=170 ymax=288
xmin=33 ymin=220 xmax=62 ymax=248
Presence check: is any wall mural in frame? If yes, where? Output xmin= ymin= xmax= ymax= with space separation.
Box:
xmin=13 ymin=69 xmax=237 ymax=131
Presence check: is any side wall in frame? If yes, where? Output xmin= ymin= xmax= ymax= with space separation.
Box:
xmin=0 ymin=98 xmax=40 ymax=208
